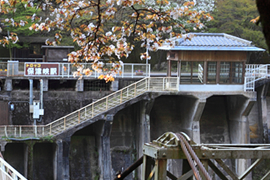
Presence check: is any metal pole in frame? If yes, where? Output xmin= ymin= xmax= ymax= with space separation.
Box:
xmin=38 ymin=79 xmax=43 ymax=123
xmin=29 ymin=79 xmax=35 ymax=125
xmin=40 ymin=79 xmax=43 ymax=110
xmin=29 ymin=79 xmax=33 ymax=106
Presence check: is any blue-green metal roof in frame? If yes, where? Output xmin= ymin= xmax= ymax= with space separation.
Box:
xmin=159 ymin=33 xmax=265 ymax=51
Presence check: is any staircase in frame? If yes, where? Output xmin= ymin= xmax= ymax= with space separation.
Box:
xmin=0 ymin=77 xmax=179 ymax=139
xmin=245 ymin=64 xmax=270 ymax=91
xmin=0 ymin=156 xmax=27 ymax=180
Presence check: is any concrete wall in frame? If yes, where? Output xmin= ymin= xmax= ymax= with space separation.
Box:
xmin=1 ymin=90 xmax=111 ymax=125
xmin=69 ymin=136 xmax=98 ymax=180
xmin=33 ymin=143 xmax=54 ymax=180
xmin=200 ymin=96 xmax=231 ymax=144
xmin=1 ymin=84 xmax=267 ymax=180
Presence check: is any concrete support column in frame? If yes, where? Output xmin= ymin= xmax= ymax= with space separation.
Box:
xmin=4 ymin=78 xmax=12 ymax=91
xmin=98 ymin=115 xmax=113 ymax=180
xmin=257 ymin=83 xmax=269 ymax=142
xmin=0 ymin=141 xmax=7 ymax=152
xmin=226 ymin=95 xmax=256 ymax=179
xmin=55 ymin=137 xmax=71 ymax=180
xmin=42 ymin=79 xmax=49 ymax=91
xmin=26 ymin=141 xmax=35 ymax=180
xmin=110 ymin=80 xmax=119 ymax=91
xmin=138 ymin=100 xmax=154 ymax=157
xmin=190 ymin=98 xmax=206 ymax=144
xmin=24 ymin=144 xmax=28 ymax=177
xmin=137 ymin=100 xmax=154 ymax=179
xmin=76 ymin=79 xmax=84 ymax=92
xmin=227 ymin=96 xmax=255 ymax=144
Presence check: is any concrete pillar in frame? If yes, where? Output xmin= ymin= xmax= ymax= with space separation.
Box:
xmin=42 ymin=79 xmax=48 ymax=91
xmin=137 ymin=100 xmax=154 ymax=179
xmin=110 ymin=80 xmax=119 ymax=91
xmin=257 ymin=83 xmax=269 ymax=142
xmin=227 ymin=96 xmax=255 ymax=144
xmin=226 ymin=95 xmax=256 ymax=179
xmin=138 ymin=100 xmax=154 ymax=157
xmin=180 ymin=96 xmax=207 ymax=144
xmin=76 ymin=79 xmax=84 ymax=92
xmin=54 ymin=137 xmax=71 ymax=180
xmin=24 ymin=144 xmax=28 ymax=178
xmin=0 ymin=141 xmax=7 ymax=152
xmin=26 ymin=141 xmax=35 ymax=180
xmin=4 ymin=78 xmax=12 ymax=91
xmin=98 ymin=115 xmax=113 ymax=180
xmin=190 ymin=98 xmax=207 ymax=144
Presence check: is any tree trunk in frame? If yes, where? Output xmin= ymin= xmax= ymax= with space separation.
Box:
xmin=256 ymin=0 xmax=270 ymax=52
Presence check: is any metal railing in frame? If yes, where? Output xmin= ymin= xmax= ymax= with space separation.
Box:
xmin=245 ymin=64 xmax=270 ymax=91
xmin=0 ymin=61 xmax=151 ymax=78
xmin=0 ymin=77 xmax=179 ymax=138
xmin=0 ymin=157 xmax=27 ymax=180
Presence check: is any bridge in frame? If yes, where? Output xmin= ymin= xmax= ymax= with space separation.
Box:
xmin=1 ymin=61 xmax=269 ymax=139
xmin=0 ymin=77 xmax=178 ymax=138
xmin=0 ymin=63 xmax=270 ymax=180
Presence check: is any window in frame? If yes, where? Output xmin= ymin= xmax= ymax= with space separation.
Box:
xmin=219 ymin=62 xmax=230 ymax=84
xmin=232 ymin=62 xmax=243 ymax=83
xmin=219 ymin=62 xmax=243 ymax=84
xmin=207 ymin=62 xmax=217 ymax=83
xmin=180 ymin=61 xmax=204 ymax=84
xmin=180 ymin=62 xmax=191 ymax=84
xmin=29 ymin=44 xmax=42 ymax=55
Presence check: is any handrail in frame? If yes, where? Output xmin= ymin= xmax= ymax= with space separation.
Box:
xmin=245 ymin=64 xmax=270 ymax=91
xmin=0 ymin=77 xmax=179 ymax=138
xmin=0 ymin=62 xmax=151 ymax=78
xmin=0 ymin=157 xmax=27 ymax=180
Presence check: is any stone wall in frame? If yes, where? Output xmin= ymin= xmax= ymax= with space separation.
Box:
xmin=1 ymin=90 xmax=112 ymax=125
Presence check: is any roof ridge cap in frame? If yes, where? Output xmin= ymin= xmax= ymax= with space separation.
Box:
xmin=223 ymin=34 xmax=251 ymax=46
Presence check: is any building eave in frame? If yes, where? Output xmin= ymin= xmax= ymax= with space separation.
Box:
xmin=158 ymin=46 xmax=265 ymax=52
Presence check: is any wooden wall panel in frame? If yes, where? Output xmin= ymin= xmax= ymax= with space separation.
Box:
xmin=178 ymin=51 xmax=247 ymax=62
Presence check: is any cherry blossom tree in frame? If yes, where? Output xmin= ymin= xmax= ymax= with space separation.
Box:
xmin=0 ymin=0 xmax=212 ymax=81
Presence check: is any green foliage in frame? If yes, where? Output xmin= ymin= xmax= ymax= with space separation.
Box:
xmin=40 ymin=135 xmax=54 ymax=142
xmin=1 ymin=4 xmax=40 ymax=49
xmin=206 ymin=0 xmax=267 ymax=49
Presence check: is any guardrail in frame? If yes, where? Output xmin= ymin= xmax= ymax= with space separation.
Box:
xmin=245 ymin=64 xmax=270 ymax=91
xmin=0 ymin=61 xmax=151 ymax=78
xmin=0 ymin=77 xmax=179 ymax=138
xmin=0 ymin=157 xmax=27 ymax=180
